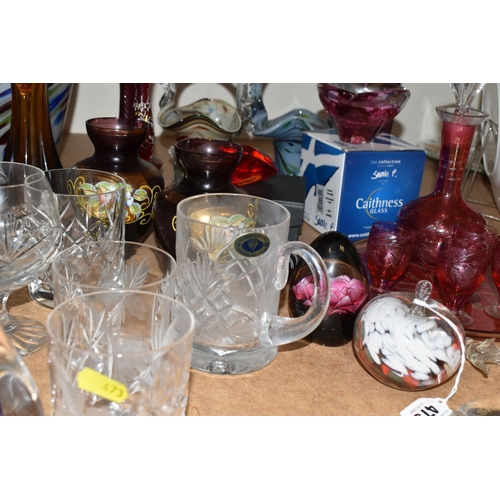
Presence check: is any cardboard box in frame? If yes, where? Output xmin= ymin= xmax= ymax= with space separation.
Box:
xmin=243 ymin=174 xmax=306 ymax=241
xmin=300 ymin=131 xmax=426 ymax=242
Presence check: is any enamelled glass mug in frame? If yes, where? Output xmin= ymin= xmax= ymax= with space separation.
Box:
xmin=175 ymin=193 xmax=330 ymax=375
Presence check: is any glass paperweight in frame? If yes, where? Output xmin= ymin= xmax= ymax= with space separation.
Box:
xmin=353 ymin=280 xmax=465 ymax=391
xmin=317 ymin=83 xmax=410 ymax=144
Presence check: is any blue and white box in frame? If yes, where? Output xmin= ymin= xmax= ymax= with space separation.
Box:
xmin=300 ymin=130 xmax=426 ymax=242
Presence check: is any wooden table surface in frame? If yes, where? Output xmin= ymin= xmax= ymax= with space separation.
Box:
xmin=14 ymin=132 xmax=500 ymax=416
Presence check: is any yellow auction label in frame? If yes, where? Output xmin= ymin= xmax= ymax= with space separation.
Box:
xmin=76 ymin=367 xmax=128 ymax=403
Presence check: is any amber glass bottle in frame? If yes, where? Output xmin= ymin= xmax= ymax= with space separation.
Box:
xmin=3 ymin=83 xmax=63 ymax=169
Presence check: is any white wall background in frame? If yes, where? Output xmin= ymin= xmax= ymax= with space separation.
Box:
xmin=65 ymin=83 xmax=483 ymax=147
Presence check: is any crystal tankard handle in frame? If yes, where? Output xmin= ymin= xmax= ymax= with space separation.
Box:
xmin=260 ymin=241 xmax=330 ymax=347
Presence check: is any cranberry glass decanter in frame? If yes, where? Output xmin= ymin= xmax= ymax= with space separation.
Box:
xmin=396 ymin=84 xmax=487 ymax=275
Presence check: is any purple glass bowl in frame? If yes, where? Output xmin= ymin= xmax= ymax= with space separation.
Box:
xmin=317 ymin=83 xmax=411 ymax=144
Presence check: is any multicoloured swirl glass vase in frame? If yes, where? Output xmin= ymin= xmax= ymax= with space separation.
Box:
xmin=73 ymin=118 xmax=165 ymax=243
xmin=236 ymin=83 xmax=328 ymax=176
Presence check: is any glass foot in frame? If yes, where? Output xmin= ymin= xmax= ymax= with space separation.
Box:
xmin=485 ymin=304 xmax=500 ymax=319
xmin=4 ymin=317 xmax=47 ymax=357
xmin=456 ymin=310 xmax=474 ymax=327
xmin=454 ymin=397 xmax=500 ymax=416
xmin=28 ymin=279 xmax=54 ymax=309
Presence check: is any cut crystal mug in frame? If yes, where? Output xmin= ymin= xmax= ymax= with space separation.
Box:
xmin=175 ymin=193 xmax=330 ymax=375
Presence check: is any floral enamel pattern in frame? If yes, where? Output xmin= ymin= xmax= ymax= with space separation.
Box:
xmin=68 ymin=175 xmax=160 ymax=228
xmin=124 ymin=183 xmax=161 ymax=226
xmin=68 ymin=175 xmax=123 ymax=226
xmin=292 ymin=274 xmax=367 ymax=316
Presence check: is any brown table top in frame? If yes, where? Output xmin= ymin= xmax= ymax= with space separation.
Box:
xmin=15 ymin=132 xmax=500 ymax=416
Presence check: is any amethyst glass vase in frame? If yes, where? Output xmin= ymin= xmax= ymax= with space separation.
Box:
xmin=153 ymin=138 xmax=245 ymax=259
xmin=73 ymin=117 xmax=165 ymax=244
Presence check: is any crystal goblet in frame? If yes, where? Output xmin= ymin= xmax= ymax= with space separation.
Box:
xmin=0 ymin=162 xmax=62 ymax=356
xmin=437 ymin=236 xmax=493 ymax=327
xmin=485 ymin=236 xmax=500 ymax=319
xmin=452 ymin=221 xmax=498 ymax=259
xmin=452 ymin=221 xmax=498 ymax=303
xmin=366 ymin=221 xmax=416 ymax=294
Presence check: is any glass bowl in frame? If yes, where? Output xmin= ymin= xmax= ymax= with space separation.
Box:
xmin=317 ymin=83 xmax=411 ymax=144
xmin=157 ymin=98 xmax=242 ymax=141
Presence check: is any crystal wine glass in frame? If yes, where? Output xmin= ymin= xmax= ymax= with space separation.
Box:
xmin=437 ymin=235 xmax=492 ymax=327
xmin=366 ymin=221 xmax=416 ymax=294
xmin=0 ymin=162 xmax=62 ymax=356
xmin=452 ymin=221 xmax=498 ymax=303
xmin=485 ymin=236 xmax=500 ymax=319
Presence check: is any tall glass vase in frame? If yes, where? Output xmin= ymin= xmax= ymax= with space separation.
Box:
xmin=396 ymin=105 xmax=488 ymax=275
xmin=3 ymin=83 xmax=64 ymax=170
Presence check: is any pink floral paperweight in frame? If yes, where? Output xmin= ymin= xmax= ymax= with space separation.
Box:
xmin=289 ymin=231 xmax=369 ymax=346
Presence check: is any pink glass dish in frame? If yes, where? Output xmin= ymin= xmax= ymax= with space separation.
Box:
xmin=317 ymin=83 xmax=410 ymax=144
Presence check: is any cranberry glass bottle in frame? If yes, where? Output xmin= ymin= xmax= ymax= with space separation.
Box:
xmin=3 ymin=83 xmax=63 ymax=169
xmin=73 ymin=118 xmax=164 ymax=243
xmin=396 ymin=105 xmax=488 ymax=275
xmin=153 ymin=138 xmax=245 ymax=259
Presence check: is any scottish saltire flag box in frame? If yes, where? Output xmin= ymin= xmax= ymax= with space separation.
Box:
xmin=300 ymin=130 xmax=426 ymax=242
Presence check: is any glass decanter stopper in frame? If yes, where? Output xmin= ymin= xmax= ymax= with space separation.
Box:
xmin=397 ymin=103 xmax=488 ymax=275
xmin=3 ymin=83 xmax=63 ymax=170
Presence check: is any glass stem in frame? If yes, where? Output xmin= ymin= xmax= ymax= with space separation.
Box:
xmin=0 ymin=292 xmax=16 ymax=334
